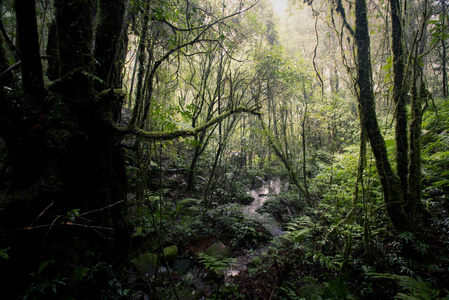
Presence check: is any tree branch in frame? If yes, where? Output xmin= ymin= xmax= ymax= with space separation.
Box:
xmin=152 ymin=0 xmax=259 ymax=33
xmin=119 ymin=106 xmax=261 ymax=140
xmin=135 ymin=1 xmax=259 ymax=126
xmin=335 ymin=0 xmax=355 ymax=36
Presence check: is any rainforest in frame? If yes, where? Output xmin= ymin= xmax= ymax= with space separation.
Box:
xmin=1 ymin=0 xmax=449 ymax=299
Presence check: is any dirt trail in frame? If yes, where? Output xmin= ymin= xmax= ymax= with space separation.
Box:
xmin=242 ymin=177 xmax=285 ymax=237
xmin=226 ymin=177 xmax=287 ymax=278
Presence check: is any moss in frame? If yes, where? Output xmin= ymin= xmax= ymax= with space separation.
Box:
xmin=163 ymin=245 xmax=178 ymax=264
xmin=205 ymin=241 xmax=229 ymax=259
xmin=132 ymin=253 xmax=159 ymax=275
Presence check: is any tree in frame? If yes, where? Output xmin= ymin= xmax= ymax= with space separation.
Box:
xmin=321 ymin=0 xmax=432 ymax=231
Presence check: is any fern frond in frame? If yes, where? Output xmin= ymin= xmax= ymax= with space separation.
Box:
xmin=197 ymin=252 xmax=237 ymax=272
xmin=282 ymin=216 xmax=314 ymax=242
xmin=367 ymin=273 xmax=439 ymax=300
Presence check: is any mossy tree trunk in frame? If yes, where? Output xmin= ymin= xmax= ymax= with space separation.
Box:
xmin=329 ymin=0 xmax=430 ymax=232
xmin=354 ymin=0 xmax=407 ymax=231
xmin=390 ymin=0 xmax=408 ymax=197
xmin=1 ymin=0 xmax=131 ymax=298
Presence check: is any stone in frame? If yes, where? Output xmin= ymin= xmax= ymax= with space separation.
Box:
xmin=173 ymin=258 xmax=192 ymax=274
xmin=163 ymin=245 xmax=178 ymax=265
xmin=132 ymin=253 xmax=159 ymax=275
xmin=205 ymin=241 xmax=229 ymax=258
xmin=252 ymin=176 xmax=265 ymax=189
xmin=239 ymin=195 xmax=254 ymax=205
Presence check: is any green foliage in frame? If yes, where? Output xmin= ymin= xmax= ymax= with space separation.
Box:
xmin=197 ymin=252 xmax=237 ymax=273
xmin=209 ymin=203 xmax=268 ymax=247
xmin=312 ymin=252 xmax=343 ymax=272
xmin=422 ymin=98 xmax=449 ymax=196
xmin=321 ymin=276 xmax=354 ymax=299
xmin=313 ymin=145 xmax=359 ymax=205
xmin=37 ymin=259 xmax=54 ymax=276
xmin=0 ymin=247 xmax=9 ymax=260
xmin=73 ymin=266 xmax=89 ymax=281
xmin=66 ymin=208 xmax=81 ymax=222
xmin=22 ymin=260 xmax=66 ymax=299
xmin=256 ymin=196 xmax=291 ymax=222
xmin=283 ymin=216 xmax=313 ymax=242
xmin=429 ymin=18 xmax=449 ymax=47
xmin=368 ymin=273 xmax=439 ymax=300
xmin=23 ymin=277 xmax=67 ymax=300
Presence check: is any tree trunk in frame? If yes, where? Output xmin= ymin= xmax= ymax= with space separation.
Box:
xmin=186 ymin=134 xmax=202 ymax=191
xmin=15 ymin=0 xmax=44 ymax=96
xmin=130 ymin=0 xmax=151 ymax=125
xmin=441 ymin=0 xmax=447 ymax=97
xmin=354 ymin=0 xmax=406 ymax=231
xmin=390 ymin=0 xmax=408 ymax=196
xmin=408 ymin=61 xmax=423 ymax=217
xmin=257 ymin=115 xmax=309 ymax=197
xmin=94 ymin=0 xmax=128 ymax=89
xmin=1 ymin=1 xmax=130 ymax=297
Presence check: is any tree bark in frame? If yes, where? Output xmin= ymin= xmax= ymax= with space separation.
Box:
xmin=14 ymin=0 xmax=44 ymax=96
xmin=1 ymin=1 xmax=130 ymax=297
xmin=94 ymin=0 xmax=128 ymax=89
xmin=441 ymin=0 xmax=447 ymax=97
xmin=408 ymin=59 xmax=423 ymax=217
xmin=390 ymin=0 xmax=408 ymax=196
xmin=354 ymin=0 xmax=406 ymax=231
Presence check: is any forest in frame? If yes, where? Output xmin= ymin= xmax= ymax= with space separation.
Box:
xmin=1 ymin=0 xmax=449 ymax=299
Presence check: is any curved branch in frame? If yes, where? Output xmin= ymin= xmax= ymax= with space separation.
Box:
xmin=336 ymin=0 xmax=355 ymax=36
xmin=119 ymin=105 xmax=261 ymax=140
xmin=152 ymin=0 xmax=259 ymax=33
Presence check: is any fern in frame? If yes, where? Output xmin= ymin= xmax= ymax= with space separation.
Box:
xmin=313 ymin=252 xmax=343 ymax=271
xmin=283 ymin=216 xmax=314 ymax=243
xmin=197 ymin=252 xmax=237 ymax=273
xmin=368 ymin=273 xmax=439 ymax=300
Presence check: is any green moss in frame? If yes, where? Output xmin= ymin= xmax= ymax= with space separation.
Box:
xmin=132 ymin=253 xmax=159 ymax=275
xmin=163 ymin=245 xmax=178 ymax=264
xmin=205 ymin=241 xmax=229 ymax=259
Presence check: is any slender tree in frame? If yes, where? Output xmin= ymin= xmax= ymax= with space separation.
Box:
xmin=390 ymin=0 xmax=408 ymax=196
xmin=354 ymin=0 xmax=406 ymax=230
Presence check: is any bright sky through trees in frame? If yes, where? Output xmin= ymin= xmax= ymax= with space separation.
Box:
xmin=270 ymin=0 xmax=288 ymax=16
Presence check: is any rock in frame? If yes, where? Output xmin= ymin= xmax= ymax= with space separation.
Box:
xmin=253 ymin=176 xmax=265 ymax=189
xmin=132 ymin=253 xmax=159 ymax=275
xmin=132 ymin=226 xmax=144 ymax=237
xmin=173 ymin=258 xmax=192 ymax=274
xmin=205 ymin=241 xmax=229 ymax=258
xmin=239 ymin=195 xmax=254 ymax=205
xmin=163 ymin=245 xmax=178 ymax=265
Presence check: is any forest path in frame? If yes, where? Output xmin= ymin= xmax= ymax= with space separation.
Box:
xmin=226 ymin=177 xmax=287 ymax=278
xmin=242 ymin=176 xmax=285 ymax=237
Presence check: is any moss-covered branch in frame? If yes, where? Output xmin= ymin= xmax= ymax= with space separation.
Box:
xmin=117 ymin=105 xmax=261 ymax=140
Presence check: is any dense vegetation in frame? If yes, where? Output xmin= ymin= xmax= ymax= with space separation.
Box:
xmin=1 ymin=0 xmax=449 ymax=299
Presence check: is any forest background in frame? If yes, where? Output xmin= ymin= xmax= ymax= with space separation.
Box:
xmin=1 ymin=0 xmax=449 ymax=299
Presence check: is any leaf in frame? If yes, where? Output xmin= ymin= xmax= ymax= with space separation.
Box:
xmin=81 ymin=71 xmax=105 ymax=84
xmin=0 ymin=248 xmax=10 ymax=260
xmin=74 ymin=266 xmax=88 ymax=281
xmin=38 ymin=259 xmax=55 ymax=275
